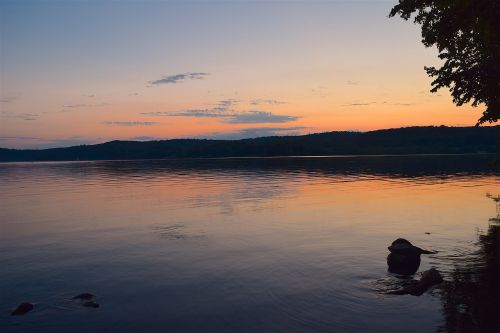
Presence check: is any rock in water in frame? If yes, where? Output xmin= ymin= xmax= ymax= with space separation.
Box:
xmin=387 ymin=252 xmax=421 ymax=275
xmin=388 ymin=268 xmax=444 ymax=296
xmin=11 ymin=302 xmax=34 ymax=316
xmin=72 ymin=293 xmax=99 ymax=308
xmin=388 ymin=238 xmax=435 ymax=255
xmin=83 ymin=301 xmax=100 ymax=308
xmin=72 ymin=293 xmax=96 ymax=301
xmin=408 ymin=268 xmax=444 ymax=296
xmin=387 ymin=238 xmax=436 ymax=275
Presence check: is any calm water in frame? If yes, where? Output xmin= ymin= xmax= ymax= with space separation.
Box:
xmin=1 ymin=155 xmax=499 ymax=333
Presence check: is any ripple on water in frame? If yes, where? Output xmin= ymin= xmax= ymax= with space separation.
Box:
xmin=0 ymin=156 xmax=498 ymax=333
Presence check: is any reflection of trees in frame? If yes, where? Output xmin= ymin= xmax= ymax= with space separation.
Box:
xmin=437 ymin=194 xmax=500 ymax=332
xmin=18 ymin=154 xmax=499 ymax=180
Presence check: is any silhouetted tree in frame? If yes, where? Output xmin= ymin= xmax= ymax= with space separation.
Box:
xmin=389 ymin=0 xmax=500 ymax=124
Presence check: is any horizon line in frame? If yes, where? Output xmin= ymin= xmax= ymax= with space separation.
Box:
xmin=1 ymin=124 xmax=497 ymax=151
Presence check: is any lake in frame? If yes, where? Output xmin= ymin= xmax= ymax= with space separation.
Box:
xmin=1 ymin=155 xmax=499 ymax=332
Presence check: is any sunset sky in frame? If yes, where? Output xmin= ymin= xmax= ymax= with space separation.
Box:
xmin=0 ymin=0 xmax=484 ymax=149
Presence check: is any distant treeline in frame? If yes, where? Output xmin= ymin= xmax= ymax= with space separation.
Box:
xmin=1 ymin=126 xmax=498 ymax=162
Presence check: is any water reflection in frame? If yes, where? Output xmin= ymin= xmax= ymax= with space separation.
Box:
xmin=152 ymin=224 xmax=206 ymax=241
xmin=436 ymin=194 xmax=500 ymax=332
xmin=0 ymin=155 xmax=498 ymax=333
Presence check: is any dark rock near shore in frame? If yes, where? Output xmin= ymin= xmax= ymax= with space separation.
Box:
xmin=72 ymin=293 xmax=96 ymax=301
xmin=11 ymin=302 xmax=34 ymax=316
xmin=83 ymin=301 xmax=100 ymax=308
xmin=389 ymin=268 xmax=444 ymax=296
xmin=387 ymin=252 xmax=421 ymax=275
xmin=388 ymin=238 xmax=435 ymax=256
xmin=387 ymin=238 xmax=436 ymax=275
xmin=71 ymin=293 xmax=99 ymax=308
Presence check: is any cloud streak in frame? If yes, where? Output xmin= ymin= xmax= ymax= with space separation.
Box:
xmin=61 ymin=103 xmax=110 ymax=111
xmin=345 ymin=102 xmax=376 ymax=106
xmin=142 ymin=99 xmax=299 ymax=124
xmin=250 ymin=99 xmax=286 ymax=106
xmin=129 ymin=136 xmax=161 ymax=141
xmin=200 ymin=126 xmax=308 ymax=140
xmin=381 ymin=101 xmax=417 ymax=106
xmin=226 ymin=111 xmax=299 ymax=124
xmin=144 ymin=109 xmax=232 ymax=118
xmin=143 ymin=109 xmax=299 ymax=124
xmin=1 ymin=111 xmax=39 ymax=121
xmin=149 ymin=72 xmax=210 ymax=85
xmin=103 ymin=121 xmax=159 ymax=126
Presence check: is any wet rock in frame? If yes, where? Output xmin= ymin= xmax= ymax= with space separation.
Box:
xmin=388 ymin=238 xmax=435 ymax=255
xmin=83 ymin=301 xmax=100 ymax=308
xmin=387 ymin=252 xmax=421 ymax=275
xmin=410 ymin=268 xmax=444 ymax=295
xmin=72 ymin=293 xmax=96 ymax=301
xmin=11 ymin=302 xmax=34 ymax=316
xmin=387 ymin=238 xmax=436 ymax=275
xmin=389 ymin=268 xmax=444 ymax=296
xmin=71 ymin=293 xmax=99 ymax=308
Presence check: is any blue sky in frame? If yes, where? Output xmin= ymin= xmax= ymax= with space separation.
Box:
xmin=0 ymin=0 xmax=479 ymax=148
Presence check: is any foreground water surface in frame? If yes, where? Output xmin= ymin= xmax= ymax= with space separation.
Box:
xmin=1 ymin=155 xmax=499 ymax=333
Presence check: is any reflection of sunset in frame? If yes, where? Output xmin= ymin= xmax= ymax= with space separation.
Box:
xmin=2 ymin=158 xmax=497 ymax=242
xmin=1 ymin=156 xmax=498 ymax=332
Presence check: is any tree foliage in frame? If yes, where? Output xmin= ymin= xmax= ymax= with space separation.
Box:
xmin=0 ymin=126 xmax=497 ymax=162
xmin=389 ymin=0 xmax=500 ymax=124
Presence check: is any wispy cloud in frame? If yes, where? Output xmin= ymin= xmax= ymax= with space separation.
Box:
xmin=226 ymin=111 xmax=300 ymax=124
xmin=345 ymin=101 xmax=376 ymax=106
xmin=200 ymin=126 xmax=308 ymax=140
xmin=62 ymin=103 xmax=110 ymax=109
xmin=129 ymin=136 xmax=161 ymax=141
xmin=250 ymin=99 xmax=286 ymax=106
xmin=0 ymin=97 xmax=16 ymax=103
xmin=1 ymin=111 xmax=39 ymax=121
xmin=143 ymin=109 xmax=299 ymax=124
xmin=311 ymin=86 xmax=329 ymax=98
xmin=144 ymin=109 xmax=232 ymax=118
xmin=347 ymin=80 xmax=359 ymax=86
xmin=62 ymin=104 xmax=88 ymax=108
xmin=103 ymin=121 xmax=159 ymax=126
xmin=142 ymin=99 xmax=299 ymax=124
xmin=211 ymin=99 xmax=239 ymax=107
xmin=381 ymin=101 xmax=417 ymax=106
xmin=149 ymin=72 xmax=210 ymax=85
xmin=61 ymin=103 xmax=110 ymax=111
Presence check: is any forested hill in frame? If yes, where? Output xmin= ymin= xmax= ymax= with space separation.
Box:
xmin=1 ymin=126 xmax=498 ymax=162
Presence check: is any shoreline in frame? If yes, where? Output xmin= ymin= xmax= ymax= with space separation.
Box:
xmin=0 ymin=152 xmax=497 ymax=164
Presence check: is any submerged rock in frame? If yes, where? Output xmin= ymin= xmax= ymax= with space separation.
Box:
xmin=388 ymin=268 xmax=444 ymax=296
xmin=11 ymin=302 xmax=34 ymax=316
xmin=71 ymin=293 xmax=99 ymax=308
xmin=72 ymin=293 xmax=96 ymax=301
xmin=83 ymin=301 xmax=100 ymax=308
